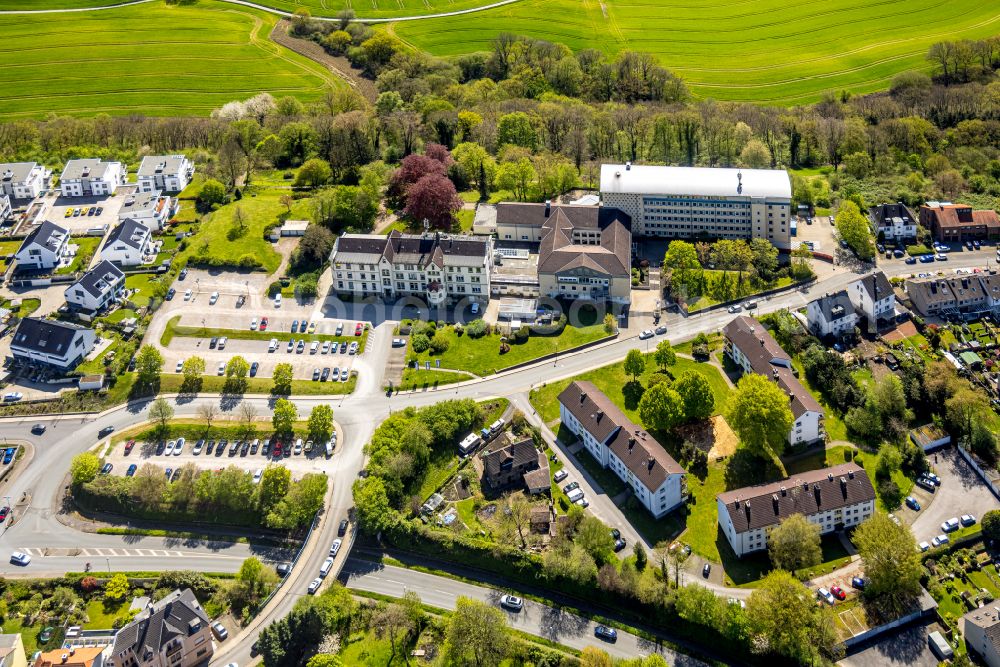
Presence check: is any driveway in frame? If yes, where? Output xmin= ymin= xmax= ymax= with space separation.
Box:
xmin=908 ymin=448 xmax=999 ymax=543
xmin=840 ymin=620 xmax=943 ymax=667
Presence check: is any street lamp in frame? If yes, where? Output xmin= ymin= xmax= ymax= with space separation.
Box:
xmin=105 ymin=557 xmax=111 ymax=574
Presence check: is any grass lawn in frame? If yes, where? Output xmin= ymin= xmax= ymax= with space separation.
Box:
xmin=395 ymin=367 xmax=473 ymax=390
xmin=791 ymin=358 xmax=849 ymax=442
xmin=56 ymin=236 xmax=100 ymax=275
xmin=456 ymin=208 xmax=474 ymax=232
xmin=0 ymin=297 xmax=40 ymax=318
xmin=730 ymin=533 xmax=852 ymax=587
xmin=84 ymin=599 xmax=131 ymax=629
xmin=411 ymin=319 xmax=609 ymax=376
xmin=0 ymin=239 xmax=20 ymax=270
xmin=686 ymin=273 xmax=793 ymax=312
xmin=160 ymin=315 xmax=369 ymax=351
xmin=530 ymin=352 xmax=732 ymax=425
xmin=391 ymin=0 xmax=1000 ymax=105
xmin=340 ymin=629 xmax=413 ymax=666
xmin=0 ymin=1 xmax=343 ymax=118
xmin=157 ymin=372 xmax=357 ymax=396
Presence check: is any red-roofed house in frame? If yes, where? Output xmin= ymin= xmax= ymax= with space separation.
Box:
xmin=920 ymin=202 xmax=1000 ymax=243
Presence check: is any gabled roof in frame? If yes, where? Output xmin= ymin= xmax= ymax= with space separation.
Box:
xmin=72 ymin=260 xmax=124 ymax=298
xmin=557 ymin=381 xmax=685 ymax=492
xmin=600 ymin=164 xmax=792 ymax=199
xmin=333 ymin=232 xmax=488 ymax=269
xmin=104 ymin=218 xmax=150 ymax=251
xmin=852 ymin=271 xmax=893 ymax=303
xmin=717 ymin=462 xmax=874 ymax=533
xmin=11 ymin=317 xmax=90 ymax=355
xmin=18 ymin=220 xmax=68 ymax=255
xmin=868 ymin=202 xmax=915 ymax=227
xmin=111 ymin=589 xmax=208 ymax=661
xmin=37 ymin=646 xmax=106 ymax=667
xmin=921 ymin=203 xmax=1000 ymax=230
xmin=482 ymin=437 xmax=538 ymax=480
xmin=812 ymin=290 xmax=855 ymax=323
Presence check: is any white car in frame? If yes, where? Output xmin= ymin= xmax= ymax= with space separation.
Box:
xmin=499 ymin=594 xmax=523 ymax=611
xmin=218 ymin=336 xmax=228 ymax=350
xmin=274 ymin=294 xmax=282 ymax=308
xmin=932 ymin=534 xmax=950 ymax=547
xmin=319 ymin=557 xmax=334 ymax=578
xmin=471 ymin=302 xmax=480 ymax=314
xmin=941 ymin=517 xmax=960 ymax=533
xmin=209 ymin=291 xmax=220 ymax=304
xmin=918 ymin=541 xmax=931 ymax=552
xmin=218 ymin=361 xmax=226 ymax=375
xmin=553 ymin=469 xmax=568 ymax=483
xmin=174 ymin=437 xmax=185 ymax=456
xmin=253 ymin=469 xmax=263 ymax=484
xmin=307 ymin=577 xmax=322 ymax=594
xmin=329 ymin=538 xmax=342 ymax=557
xmin=2 ymin=392 xmax=23 ymax=402
xmin=164 ymin=440 xmax=176 ymax=456
xmin=961 ymin=514 xmax=977 ymax=527
xmin=250 ymin=318 xmax=258 ymax=330
xmin=638 ymin=329 xmax=654 ymax=340
xmin=727 ymin=304 xmax=743 ymax=313
xmin=817 ymin=587 xmax=836 ymax=605
xmin=176 ymin=360 xmax=184 ymax=373
xmin=9 ymin=551 xmax=30 ymax=566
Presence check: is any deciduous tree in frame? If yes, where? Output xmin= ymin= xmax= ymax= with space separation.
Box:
xmin=653 ymin=340 xmax=676 ymax=370
xmin=638 ymin=382 xmax=685 ymax=432
xmin=745 ymin=570 xmax=837 ymax=664
xmin=727 ymin=374 xmax=793 ymax=462
xmin=403 ymin=173 xmax=461 ymax=229
xmin=673 ymin=370 xmax=715 ymax=421
xmin=768 ymin=513 xmax=822 ymax=572
xmin=272 ymin=398 xmax=297 ymax=434
xmin=135 ymin=345 xmax=163 ymax=390
xmin=272 ymin=363 xmax=294 ymax=395
xmin=446 ymin=597 xmax=511 ymax=667
xmin=257 ymin=465 xmax=291 ymax=514
xmin=70 ymin=453 xmax=100 ymax=485
xmin=104 ymin=573 xmax=130 ymax=602
xmin=835 ymin=200 xmax=874 ymax=260
xmin=308 ymin=404 xmax=334 ymax=441
xmin=623 ymin=349 xmax=645 ymax=381
xmin=854 ymin=513 xmax=922 ymax=614
xmin=149 ymin=397 xmax=174 ymax=433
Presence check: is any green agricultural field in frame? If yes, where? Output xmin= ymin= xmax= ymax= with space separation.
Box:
xmin=0 ymin=0 xmax=343 ymax=118
xmin=391 ymin=0 xmax=1000 ymax=104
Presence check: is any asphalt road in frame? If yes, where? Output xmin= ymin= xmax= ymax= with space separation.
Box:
xmin=340 ymin=559 xmax=710 ymax=666
xmin=908 ymin=448 xmax=999 ymax=543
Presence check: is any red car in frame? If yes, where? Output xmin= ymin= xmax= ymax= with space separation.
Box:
xmin=354 ymin=323 xmax=363 ymax=336
xmin=0 ymin=506 xmax=10 ymax=521
xmin=260 ymin=317 xmax=268 ymax=331
xmin=124 ymin=439 xmax=135 ymax=455
xmin=830 ymin=586 xmax=846 ymax=601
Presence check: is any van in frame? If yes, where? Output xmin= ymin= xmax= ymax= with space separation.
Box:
xmin=319 ymin=557 xmax=334 ymax=578
xmin=310 ymin=341 xmax=319 ymax=354
xmin=325 ymin=440 xmax=334 ymax=457
xmin=566 ymin=488 xmax=584 ymax=503
xmin=268 ymin=338 xmax=278 ymax=352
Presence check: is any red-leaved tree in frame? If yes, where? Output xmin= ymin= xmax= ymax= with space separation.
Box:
xmin=387 ymin=147 xmax=452 ymax=208
xmin=404 ymin=173 xmax=462 ymax=229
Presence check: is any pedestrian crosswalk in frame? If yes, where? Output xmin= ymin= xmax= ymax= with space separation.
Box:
xmin=17 ymin=547 xmax=187 ymax=558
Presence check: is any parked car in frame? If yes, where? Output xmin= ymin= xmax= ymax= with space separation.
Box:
xmin=174 ymin=437 xmax=184 ymax=456
xmin=321 ymin=367 xmax=331 ymax=382
xmin=291 ymin=320 xmax=299 ymax=334
xmin=276 ymin=563 xmax=291 ymax=577
xmin=654 ymin=325 xmax=668 ymax=335
xmin=274 ymin=294 xmax=282 ymax=307
xmin=727 ymin=304 xmax=742 ymax=313
xmin=818 ymin=587 xmax=836 ymax=605
xmin=10 ymin=552 xmax=30 ymax=566
xmin=250 ymin=318 xmax=258 ymax=330
xmin=925 ymin=472 xmax=941 ymax=486
xmin=100 ymin=463 xmax=113 ymax=475
xmin=613 ymin=538 xmax=627 ymax=552
xmin=209 ymin=291 xmax=220 ymax=304
xmin=562 ymin=481 xmax=579 ymax=493
xmin=499 ymin=594 xmax=523 ymax=611
xmin=831 ymin=586 xmax=846 ymax=600
xmin=905 ymin=496 xmax=921 ymax=511
xmin=211 ymin=622 xmax=228 ymax=640
xmin=638 ymin=329 xmax=654 ymax=340
xmin=916 ymin=477 xmax=937 ymax=492
xmin=329 ymin=539 xmax=342 ymax=557
xmin=851 ymin=576 xmax=866 ymax=589
xmin=919 ymin=541 xmax=931 ymax=552
xmin=3 ymin=392 xmax=23 ymax=402
xmin=165 ymin=440 xmax=176 ymax=456
xmin=319 ymin=557 xmax=334 ymax=578
xmin=165 ymin=288 xmax=176 ymax=300
xmin=126 ymin=463 xmax=137 ymax=477
xmin=553 ymin=469 xmax=568 ymax=483
xmin=260 ymin=317 xmax=268 ymax=331
xmin=594 ymin=626 xmax=617 ymax=642
xmin=941 ymin=517 xmax=960 ymax=533
xmin=961 ymin=514 xmax=977 ymax=526
xmin=905 ymin=256 xmax=917 ymax=264
xmin=340 ymin=369 xmax=349 ymax=382
xmin=338 ymin=519 xmax=349 ymax=537
xmin=308 ymin=578 xmax=322 ymax=594
xmin=931 ymin=534 xmax=950 ymax=547
xmin=702 ymin=563 xmax=711 ymax=578
xmin=355 ymin=323 xmax=364 ymax=336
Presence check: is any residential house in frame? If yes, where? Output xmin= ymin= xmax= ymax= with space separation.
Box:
xmin=59 ymin=159 xmax=126 ymax=198
xmin=65 ymin=260 xmax=126 ymax=313
xmin=717 ymin=463 xmax=875 ymax=557
xmin=14 ymin=220 xmax=69 ymax=271
xmin=107 ymin=589 xmax=213 ymax=667
xmin=963 ymin=606 xmax=1000 ymax=667
xmin=136 ymin=155 xmax=194 ymax=194
xmin=600 ymin=162 xmax=794 ymax=249
xmin=868 ymin=202 xmax=918 ymax=242
xmin=723 ymin=315 xmax=824 ymax=446
xmin=36 ymin=646 xmax=108 ymax=667
xmin=0 ymin=194 xmax=10 ymax=221
xmin=117 ymin=191 xmax=175 ymax=231
xmin=848 ymin=270 xmax=896 ymax=330
xmin=558 ymin=381 xmax=688 ymax=519
xmin=329 ymin=230 xmax=490 ymax=307
xmin=0 ymin=634 xmax=27 ymax=667
xmin=920 ymin=202 xmax=1000 ymax=243
xmin=0 ymin=162 xmax=50 ymax=200
xmin=10 ymin=318 xmax=96 ymax=372
xmin=481 ymin=436 xmax=550 ymax=495
xmin=102 ymin=218 xmax=153 ymax=267
xmin=806 ymin=290 xmax=857 ymax=337
xmin=905 ymin=273 xmax=1000 ymax=318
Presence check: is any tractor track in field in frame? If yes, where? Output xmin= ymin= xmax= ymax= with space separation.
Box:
xmin=268 ymin=19 xmax=378 ymax=101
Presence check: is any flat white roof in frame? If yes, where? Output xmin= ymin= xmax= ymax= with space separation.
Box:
xmin=600 ymin=164 xmax=791 ymax=199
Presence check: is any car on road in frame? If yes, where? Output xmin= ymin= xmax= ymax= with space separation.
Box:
xmin=500 ymin=594 xmax=523 ymax=611
xmin=905 ymin=496 xmax=921 ymax=511
xmin=320 ymin=557 xmax=334 ymax=578
xmin=308 ymin=578 xmax=322 ymax=595
xmin=702 ymin=563 xmax=711 ymax=577
xmin=31 ymin=424 xmax=46 ymax=435
xmin=851 ymin=577 xmax=866 ymax=589
xmin=638 ymin=329 xmax=654 ymax=340
xmin=613 ymin=538 xmax=627 ymax=552
xmin=100 ymin=463 xmax=113 ymax=475
xmin=260 ymin=317 xmax=268 ymax=331
xmin=165 ymin=288 xmax=176 ymax=300
xmin=818 ymin=587 xmax=836 ymax=605
xmin=942 ymin=517 xmax=960 ymax=533
xmin=553 ymin=469 xmax=568 ymax=483
xmin=9 ymin=552 xmax=30 ymax=566
xmin=99 ymin=426 xmax=114 ymax=437
xmin=211 ymin=621 xmax=228 ymax=640
xmin=329 ymin=539 xmax=342 ymax=557
xmin=962 ymin=514 xmax=977 ymax=526
xmin=124 ymin=439 xmax=135 ymax=455
xmin=250 ymin=362 xmax=259 ymax=377
xmin=931 ymin=534 xmax=950 ymax=547
xmin=209 ymin=291 xmax=219 ymax=304
xmin=338 ymin=519 xmax=349 ymax=537
xmin=594 ymin=626 xmax=617 ymax=642
xmin=831 ymin=586 xmax=846 ymax=600
xmin=654 ymin=325 xmax=668 ymax=335
xmin=727 ymin=304 xmax=742 ymax=313
xmin=126 ymin=464 xmax=137 ymax=477
xmin=2 ymin=392 xmax=23 ymax=402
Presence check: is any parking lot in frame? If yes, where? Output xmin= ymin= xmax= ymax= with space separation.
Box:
xmin=26 ymin=189 xmax=131 ymax=235
xmin=793 ymin=214 xmax=838 ymax=254
xmin=904 ymin=448 xmax=999 ymax=543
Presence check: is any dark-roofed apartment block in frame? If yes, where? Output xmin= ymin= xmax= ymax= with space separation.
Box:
xmin=723 ymin=316 xmax=824 ymax=446
xmin=558 ymin=381 xmax=687 ymax=518
xmin=65 ymin=260 xmax=125 ymax=314
xmin=920 ymin=202 xmax=1000 ymax=243
xmin=14 ymin=220 xmax=69 ymax=271
xmin=717 ymin=463 xmax=875 ymax=557
xmin=109 ymin=589 xmax=212 ymax=667
xmin=10 ymin=317 xmax=95 ymax=372
xmin=330 ymin=230 xmax=490 ymax=307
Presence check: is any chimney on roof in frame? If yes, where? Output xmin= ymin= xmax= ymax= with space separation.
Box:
xmin=580 ymin=392 xmax=587 ymax=404
xmin=596 ymin=409 xmax=604 ymax=421
xmin=744 ymin=500 xmax=751 ymax=518
xmin=772 ymin=493 xmax=780 ymax=514
xmin=828 ymin=473 xmax=833 ymax=481
xmin=545 ymin=200 xmax=551 ymax=217
xmin=848 ymin=470 xmax=855 ymax=480
xmin=647 ymin=457 xmax=655 ymax=471
xmin=802 ymin=481 xmax=809 ymax=491
xmin=61 ymin=655 xmax=68 ymax=664
xmin=814 ymin=485 xmax=821 ymax=505
xmin=628 ymin=437 xmax=636 ymax=450
xmin=840 ymin=476 xmax=847 ymax=497
xmin=780 ymin=485 xmax=786 ymax=496
xmin=625 ymin=161 xmax=631 ymax=171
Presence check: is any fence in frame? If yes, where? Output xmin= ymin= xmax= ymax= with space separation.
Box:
xmin=958 ymin=444 xmax=1000 ymax=501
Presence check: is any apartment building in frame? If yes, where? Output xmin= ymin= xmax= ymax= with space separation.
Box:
xmin=0 ymin=162 xmax=50 ymax=200
xmin=101 ymin=219 xmax=153 ymax=267
xmin=14 ymin=220 xmax=69 ymax=271
xmin=558 ymin=381 xmax=687 ymax=519
xmin=10 ymin=318 xmax=95 ymax=372
xmin=36 ymin=646 xmax=107 ymax=667
xmin=906 ymin=273 xmax=1000 ymax=317
xmin=920 ymin=202 xmax=1000 ymax=243
xmin=723 ymin=315 xmax=824 ymax=446
xmin=329 ymin=230 xmax=490 ymax=306
xmin=108 ymin=589 xmax=213 ymax=667
xmin=136 ymin=155 xmax=194 ymax=194
xmin=65 ymin=260 xmax=126 ymax=314
xmin=117 ymin=191 xmax=175 ymax=231
xmin=849 ymin=271 xmax=896 ymax=328
xmin=963 ymin=606 xmax=1000 ymax=667
xmin=868 ymin=202 xmax=918 ymax=242
xmin=60 ymin=159 xmax=126 ymax=198
xmin=599 ymin=163 xmax=793 ymax=249
xmin=717 ymin=463 xmax=875 ymax=557
xmin=0 ymin=634 xmax=27 ymax=667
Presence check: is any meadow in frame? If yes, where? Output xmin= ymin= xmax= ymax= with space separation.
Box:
xmin=390 ymin=0 xmax=1000 ymax=105
xmin=0 ymin=0 xmax=343 ymax=118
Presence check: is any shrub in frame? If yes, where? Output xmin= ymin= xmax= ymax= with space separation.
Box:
xmin=411 ymin=333 xmax=430 ymax=353
xmin=512 ymin=326 xmax=530 ymax=344
xmin=267 ymin=281 xmax=282 ymax=297
xmin=429 ymin=331 xmax=450 ymax=355
xmin=465 ymin=319 xmax=488 ymax=339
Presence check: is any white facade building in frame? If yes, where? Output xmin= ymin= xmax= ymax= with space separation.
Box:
xmin=963 ymin=606 xmax=1000 ymax=667
xmin=806 ymin=290 xmax=859 ymax=337
xmin=0 ymin=162 xmax=50 ymax=200
xmin=65 ymin=260 xmax=125 ymax=313
xmin=137 ymin=155 xmax=194 ymax=194
xmin=101 ymin=218 xmax=153 ymax=267
xmin=599 ymin=163 xmax=793 ymax=249
xmin=717 ymin=463 xmax=875 ymax=557
xmin=723 ymin=315 xmax=824 ymax=446
xmin=59 ymin=159 xmax=126 ymax=198
xmin=117 ymin=191 xmax=175 ymax=230
xmin=14 ymin=220 xmax=70 ymax=271
xmin=848 ymin=271 xmax=896 ymax=329
xmin=0 ymin=194 xmax=10 ymax=221
xmin=868 ymin=203 xmax=918 ymax=241
xmin=558 ymin=381 xmax=687 ymax=519
xmin=10 ymin=317 xmax=96 ymax=372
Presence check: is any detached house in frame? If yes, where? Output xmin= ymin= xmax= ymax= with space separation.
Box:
xmin=14 ymin=220 xmax=69 ymax=271
xmin=137 ymin=155 xmax=194 ymax=194
xmin=65 ymin=260 xmax=125 ymax=314
xmin=10 ymin=318 xmax=95 ymax=372
xmin=481 ymin=436 xmax=550 ymax=496
xmin=806 ymin=290 xmax=857 ymax=337
xmin=102 ymin=219 xmax=153 ymax=267
xmin=558 ymin=381 xmax=688 ymax=519
xmin=717 ymin=463 xmax=875 ymax=557
xmin=0 ymin=161 xmax=50 ymax=199
xmin=59 ymin=159 xmax=126 ymax=198
xmin=117 ymin=191 xmax=175 ymax=231
xmin=869 ymin=202 xmax=918 ymax=242
xmin=108 ymin=589 xmax=213 ymax=667
xmin=849 ymin=271 xmax=896 ymax=330
xmin=723 ymin=315 xmax=824 ymax=446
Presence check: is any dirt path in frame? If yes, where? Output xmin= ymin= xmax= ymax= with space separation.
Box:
xmin=270 ymin=20 xmax=378 ymax=102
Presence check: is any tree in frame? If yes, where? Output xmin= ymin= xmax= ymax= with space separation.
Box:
xmin=575 ymin=515 xmax=616 ymax=564
xmin=104 ymin=573 xmax=130 ymax=602
xmin=982 ymin=509 xmax=1000 ymax=542
xmin=352 ymin=477 xmax=396 ymax=533
xmin=306 ymin=656 xmax=342 ymax=667
xmin=272 ymin=363 xmax=294 ymax=395
xmin=663 ymin=240 xmax=700 ymax=297
xmin=132 ymin=463 xmax=167 ymax=508
xmin=181 ymin=356 xmax=205 ymax=391
xmin=494 ymin=492 xmax=532 ymax=549
xmin=603 ymin=313 xmax=617 ymax=334
xmin=653 ymin=340 xmax=676 ymax=370
xmin=727 ymin=374 xmax=794 ymax=462
xmin=768 ymin=513 xmax=822 ymax=572
xmin=198 ymin=403 xmax=217 ymax=432
xmin=746 ymin=570 xmax=836 ymax=664
xmin=372 ymin=601 xmax=414 ymax=662
xmin=835 ymin=200 xmax=874 ymax=260
xmin=197 ymin=179 xmax=227 ymax=209
xmin=272 ymin=398 xmax=297 ymax=434
xmin=70 ymin=452 xmax=100 ymax=485
xmin=240 ymin=402 xmax=258 ymax=437
xmin=135 ymin=344 xmax=163 ymax=390
xmin=446 ymin=597 xmax=510 ymax=667
xmin=293 ymin=158 xmax=332 ymax=188
xmin=403 ymin=173 xmax=462 ymax=229
xmin=226 ymin=356 xmax=249 ymax=381
xmin=257 ymin=465 xmax=291 ymax=513
xmin=308 ymin=404 xmax=334 ymax=441
xmin=623 ymin=349 xmax=645 ymax=381
xmin=673 ymin=370 xmax=715 ymax=421
xmin=291 ymin=225 xmax=334 ymax=271
xmin=740 ymin=138 xmax=772 ymax=168
xmin=579 ymin=647 xmax=613 ymax=667
xmin=853 ymin=513 xmax=922 ymax=614
xmin=496 ymin=111 xmax=537 ymax=149
xmin=638 ymin=383 xmax=685 ymax=432
xmin=149 ymin=397 xmax=174 ymax=433
xmin=232 ymin=557 xmax=274 ymax=611
xmin=495 ymin=158 xmax=536 ymax=201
